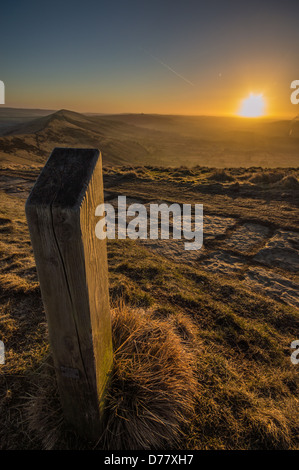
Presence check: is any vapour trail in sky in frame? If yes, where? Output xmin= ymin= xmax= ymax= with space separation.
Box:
xmin=140 ymin=47 xmax=194 ymax=87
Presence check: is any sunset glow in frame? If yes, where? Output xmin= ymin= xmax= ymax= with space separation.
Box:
xmin=0 ymin=2 xmax=298 ymax=116
xmin=238 ymin=93 xmax=265 ymax=118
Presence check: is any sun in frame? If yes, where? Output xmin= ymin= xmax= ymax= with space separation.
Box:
xmin=238 ymin=93 xmax=265 ymax=118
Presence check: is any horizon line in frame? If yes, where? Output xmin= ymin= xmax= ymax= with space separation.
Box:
xmin=0 ymin=105 xmax=294 ymax=120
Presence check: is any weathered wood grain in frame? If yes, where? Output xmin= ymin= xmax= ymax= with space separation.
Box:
xmin=25 ymin=148 xmax=113 ymax=441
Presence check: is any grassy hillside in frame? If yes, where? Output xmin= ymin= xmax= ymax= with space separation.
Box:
xmin=0 ymin=164 xmax=298 ymax=449
xmin=0 ymin=108 xmax=298 ymax=167
xmin=0 ymin=108 xmax=54 ymax=135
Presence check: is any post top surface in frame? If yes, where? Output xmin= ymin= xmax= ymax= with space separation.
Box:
xmin=26 ymin=147 xmax=101 ymax=209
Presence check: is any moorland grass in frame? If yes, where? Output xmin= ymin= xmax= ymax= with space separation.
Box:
xmin=0 ymin=165 xmax=298 ymax=450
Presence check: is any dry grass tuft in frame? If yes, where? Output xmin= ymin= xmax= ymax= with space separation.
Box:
xmin=208 ymin=169 xmax=235 ymax=182
xmin=120 ymin=170 xmax=139 ymax=181
xmin=101 ymin=303 xmax=198 ymax=449
xmin=0 ymin=273 xmax=39 ymax=295
xmin=24 ymin=303 xmax=199 ymax=450
xmin=0 ymin=301 xmax=17 ymax=339
xmin=24 ymin=360 xmax=66 ymax=450
xmin=168 ymin=311 xmax=198 ymax=346
xmin=275 ymin=175 xmax=299 ymax=190
xmin=249 ymin=171 xmax=284 ymax=185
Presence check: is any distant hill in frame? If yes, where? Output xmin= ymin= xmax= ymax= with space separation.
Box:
xmin=0 ymin=108 xmax=298 ymax=167
xmin=0 ymin=107 xmax=55 ymax=135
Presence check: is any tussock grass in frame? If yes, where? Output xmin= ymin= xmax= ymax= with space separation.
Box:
xmin=208 ymin=169 xmax=235 ymax=182
xmin=120 ymin=170 xmax=139 ymax=180
xmin=101 ymin=303 xmax=199 ymax=449
xmin=249 ymin=171 xmax=285 ymax=184
xmin=24 ymin=360 xmax=68 ymax=450
xmin=275 ymin=175 xmax=299 ymax=189
xmin=0 ymin=301 xmax=17 ymax=339
xmin=24 ymin=303 xmax=199 ymax=450
xmin=0 ymin=273 xmax=39 ymax=295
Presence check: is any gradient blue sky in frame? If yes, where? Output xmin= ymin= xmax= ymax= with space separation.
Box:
xmin=1 ymin=0 xmax=298 ymax=115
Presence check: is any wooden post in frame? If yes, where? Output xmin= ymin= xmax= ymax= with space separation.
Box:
xmin=25 ymin=148 xmax=113 ymax=441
